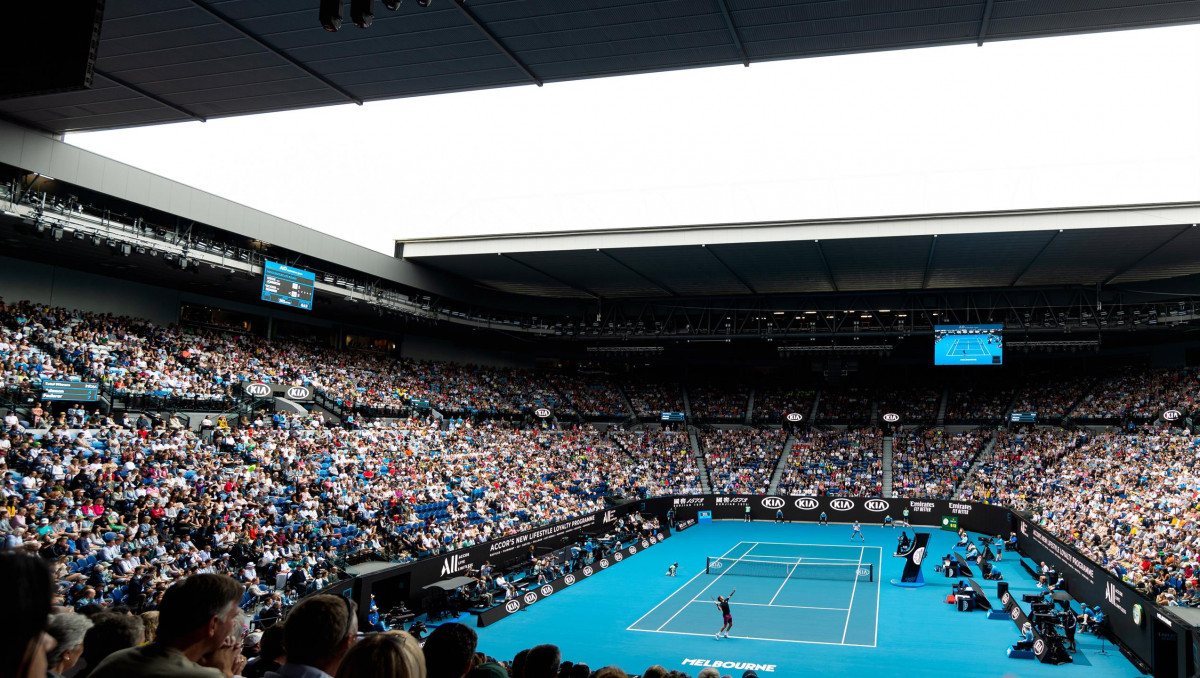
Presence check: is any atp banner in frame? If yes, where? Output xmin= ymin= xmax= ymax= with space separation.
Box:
xmin=476 ymin=530 xmax=671 ymax=627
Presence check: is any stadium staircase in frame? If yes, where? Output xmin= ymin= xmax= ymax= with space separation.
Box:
xmin=682 ymin=386 xmax=693 ymax=420
xmin=809 ymin=390 xmax=821 ymax=423
xmin=1001 ymin=389 xmax=1021 ymax=422
xmin=871 ymin=399 xmax=879 ymax=425
xmin=690 ymin=427 xmax=711 ymax=493
xmin=936 ymin=388 xmax=949 ymax=426
xmin=953 ymin=433 xmax=997 ymax=498
xmin=767 ymin=433 xmax=795 ymax=494
xmin=745 ymin=388 xmax=755 ymax=424
xmin=617 ymin=384 xmax=637 ymax=421
xmin=881 ymin=435 xmax=894 ymax=497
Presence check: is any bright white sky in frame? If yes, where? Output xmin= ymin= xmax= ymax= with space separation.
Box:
xmin=68 ymin=25 xmax=1200 ymax=256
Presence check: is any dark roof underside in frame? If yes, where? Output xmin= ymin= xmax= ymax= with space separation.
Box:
xmin=5 ymin=0 xmax=1199 ymax=133
xmin=408 ymin=224 xmax=1200 ymax=299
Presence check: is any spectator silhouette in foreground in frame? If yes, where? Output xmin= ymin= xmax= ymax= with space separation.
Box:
xmin=422 ymin=623 xmax=476 ymax=678
xmin=89 ymin=574 xmax=242 ymax=678
xmin=0 ymin=552 xmax=53 ymax=678
xmin=45 ymin=613 xmax=93 ymax=678
xmin=74 ymin=613 xmax=145 ymax=678
xmin=267 ymin=594 xmax=358 ymax=678
xmin=335 ymin=631 xmax=424 ymax=678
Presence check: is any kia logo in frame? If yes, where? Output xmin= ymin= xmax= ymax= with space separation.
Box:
xmin=523 ymin=592 xmax=538 ymax=604
xmin=1010 ymin=608 xmax=1020 ymax=621
xmin=882 ymin=413 xmax=900 ymax=423
xmin=829 ymin=498 xmax=854 ymax=511
xmin=286 ymin=385 xmax=311 ymax=400
xmin=864 ymin=499 xmax=889 ymax=512
xmin=857 ymin=567 xmax=871 ymax=577
xmin=912 ymin=547 xmax=925 ymax=566
xmin=540 ymin=585 xmax=554 ymax=596
xmin=1164 ymin=409 xmax=1183 ymax=421
xmin=583 ymin=567 xmax=594 ymax=576
xmin=785 ymin=412 xmax=803 ymax=422
xmin=641 ymin=540 xmax=650 ymax=548
xmin=244 ymin=382 xmax=271 ymax=398
xmin=794 ymin=497 xmax=819 ymax=510
xmin=534 ymin=408 xmax=551 ymax=418
xmin=505 ymin=601 xmax=520 ymax=613
xmin=614 ymin=552 xmax=623 ymax=562
xmin=564 ymin=575 xmax=576 ymax=586
xmin=1001 ymin=592 xmax=1012 ymax=606
xmin=1033 ymin=639 xmax=1046 ymax=656
xmin=761 ymin=497 xmax=785 ymax=510
xmin=600 ymin=559 xmax=610 ymax=569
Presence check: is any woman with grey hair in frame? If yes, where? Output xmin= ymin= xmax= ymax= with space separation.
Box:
xmin=46 ymin=613 xmax=94 ymax=678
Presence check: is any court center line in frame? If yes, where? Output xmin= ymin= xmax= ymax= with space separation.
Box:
xmin=767 ymin=559 xmax=800 ymax=606
xmin=872 ymin=545 xmax=882 ymax=646
xmin=628 ymin=627 xmax=876 ymax=648
xmin=840 ymin=546 xmax=866 ymax=644
xmin=652 ymin=541 xmax=745 ymax=632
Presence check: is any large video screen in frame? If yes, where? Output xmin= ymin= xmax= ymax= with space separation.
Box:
xmin=261 ymin=260 xmax=315 ymax=310
xmin=934 ymin=324 xmax=1003 ymax=365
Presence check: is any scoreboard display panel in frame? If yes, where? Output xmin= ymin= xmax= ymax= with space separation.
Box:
xmin=933 ymin=324 xmax=1003 ymax=365
xmin=41 ymin=380 xmax=99 ymax=402
xmin=261 ymin=261 xmax=315 ymax=310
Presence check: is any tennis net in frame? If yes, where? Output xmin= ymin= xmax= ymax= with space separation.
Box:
xmin=705 ymin=557 xmax=873 ymax=582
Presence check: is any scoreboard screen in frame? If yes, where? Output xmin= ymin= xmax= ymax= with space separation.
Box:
xmin=261 ymin=261 xmax=315 ymax=310
xmin=933 ymin=324 xmax=1003 ymax=366
xmin=41 ymin=380 xmax=99 ymax=402
xmin=1009 ymin=412 xmax=1037 ymax=423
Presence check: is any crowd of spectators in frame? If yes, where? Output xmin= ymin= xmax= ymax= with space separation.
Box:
xmin=875 ymin=386 xmax=940 ymax=424
xmin=1072 ymin=367 xmax=1200 ymax=420
xmin=1010 ymin=374 xmax=1096 ymax=420
xmin=815 ymin=387 xmax=873 ymax=423
xmin=0 ymin=552 xmax=753 ymax=678
xmin=622 ymin=382 xmax=683 ymax=419
xmin=890 ymin=428 xmax=990 ymax=499
xmin=608 ymin=428 xmax=702 ymax=496
xmin=944 ymin=384 xmax=1014 ymax=423
xmin=776 ymin=429 xmax=883 ymax=497
xmin=544 ymin=374 xmax=629 ymax=419
xmin=700 ymin=428 xmax=787 ymax=495
xmin=750 ymin=387 xmax=815 ymax=424
xmin=687 ymin=385 xmax=748 ymax=422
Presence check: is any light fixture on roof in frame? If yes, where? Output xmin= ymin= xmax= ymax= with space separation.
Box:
xmin=350 ymin=0 xmax=373 ymax=27
xmin=319 ymin=0 xmax=343 ymax=31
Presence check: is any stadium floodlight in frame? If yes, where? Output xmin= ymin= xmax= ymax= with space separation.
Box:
xmin=350 ymin=0 xmax=373 ymax=27
xmin=415 ymin=0 xmax=430 ymax=6
xmin=319 ymin=0 xmax=343 ymax=31
xmin=383 ymin=0 xmax=401 ymax=8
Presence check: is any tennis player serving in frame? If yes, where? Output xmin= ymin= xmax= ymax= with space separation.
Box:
xmin=714 ymin=588 xmax=736 ymax=639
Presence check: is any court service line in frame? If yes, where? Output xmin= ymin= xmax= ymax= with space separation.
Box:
xmin=840 ymin=546 xmax=866 ymax=644
xmin=626 ymin=567 xmax=710 ymax=630
xmin=628 ymin=628 xmax=876 ymax=648
xmin=651 ymin=541 xmax=745 ymax=632
xmin=730 ymin=602 xmax=848 ymax=611
xmin=744 ymin=542 xmax=884 ymax=550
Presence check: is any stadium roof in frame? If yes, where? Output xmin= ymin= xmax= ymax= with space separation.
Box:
xmin=399 ymin=202 xmax=1200 ymax=299
xmin=5 ymin=0 xmax=1200 ymax=134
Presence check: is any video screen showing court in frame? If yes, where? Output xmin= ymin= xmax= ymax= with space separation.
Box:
xmin=933 ymin=324 xmax=1003 ymax=366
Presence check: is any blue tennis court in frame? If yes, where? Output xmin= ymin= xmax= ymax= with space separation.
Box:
xmin=472 ymin=521 xmax=1142 ymax=678
xmin=628 ymin=541 xmax=881 ymax=646
xmin=935 ymin=334 xmax=1002 ymax=364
